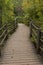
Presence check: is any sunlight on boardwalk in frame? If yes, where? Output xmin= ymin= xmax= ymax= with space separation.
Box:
xmin=0 ymin=24 xmax=43 ymax=65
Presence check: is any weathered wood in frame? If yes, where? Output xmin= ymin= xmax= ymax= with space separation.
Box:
xmin=32 ymin=23 xmax=39 ymax=30
xmin=40 ymin=31 xmax=43 ymax=52
xmin=40 ymin=39 xmax=43 ymax=43
xmin=0 ymin=18 xmax=18 ymax=56
xmin=30 ymin=20 xmax=43 ymax=54
xmin=36 ymin=29 xmax=41 ymax=53
xmin=14 ymin=18 xmax=18 ymax=30
xmin=41 ymin=31 xmax=43 ymax=36
xmin=0 ymin=47 xmax=1 ymax=56
xmin=5 ymin=24 xmax=8 ymax=39
xmin=32 ymin=29 xmax=37 ymax=39
xmin=0 ymin=24 xmax=43 ymax=65
xmin=0 ymin=24 xmax=6 ymax=31
xmin=30 ymin=21 xmax=32 ymax=37
xmin=0 ymin=24 xmax=8 ymax=56
xmin=0 ymin=29 xmax=7 ymax=38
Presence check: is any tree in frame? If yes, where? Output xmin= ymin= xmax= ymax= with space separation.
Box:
xmin=0 ymin=0 xmax=2 ymax=28
xmin=2 ymin=0 xmax=15 ymax=24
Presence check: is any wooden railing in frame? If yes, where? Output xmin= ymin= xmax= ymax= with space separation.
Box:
xmin=14 ymin=18 xmax=18 ymax=29
xmin=0 ymin=24 xmax=8 ymax=56
xmin=0 ymin=18 xmax=18 ymax=56
xmin=7 ymin=18 xmax=18 ymax=34
xmin=30 ymin=20 xmax=43 ymax=53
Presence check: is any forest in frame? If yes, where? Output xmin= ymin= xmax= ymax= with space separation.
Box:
xmin=0 ymin=0 xmax=43 ymax=32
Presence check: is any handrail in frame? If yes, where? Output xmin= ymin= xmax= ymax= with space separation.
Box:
xmin=0 ymin=29 xmax=7 ymax=38
xmin=0 ymin=24 xmax=8 ymax=42
xmin=40 ymin=31 xmax=43 ymax=43
xmin=0 ymin=24 xmax=6 ymax=31
xmin=41 ymin=31 xmax=43 ymax=36
xmin=30 ymin=20 xmax=43 ymax=53
xmin=32 ymin=23 xmax=39 ymax=30
xmin=0 ymin=18 xmax=18 ymax=56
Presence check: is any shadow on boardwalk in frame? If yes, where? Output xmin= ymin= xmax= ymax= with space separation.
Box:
xmin=0 ymin=23 xmax=43 ymax=65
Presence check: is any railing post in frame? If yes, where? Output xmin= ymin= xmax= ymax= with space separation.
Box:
xmin=5 ymin=24 xmax=8 ymax=39
xmin=0 ymin=32 xmax=1 ymax=56
xmin=14 ymin=18 xmax=16 ymax=30
xmin=37 ymin=28 xmax=41 ymax=53
xmin=0 ymin=47 xmax=1 ymax=56
xmin=30 ymin=21 xmax=32 ymax=38
xmin=14 ymin=18 xmax=18 ymax=30
xmin=0 ymin=28 xmax=1 ymax=56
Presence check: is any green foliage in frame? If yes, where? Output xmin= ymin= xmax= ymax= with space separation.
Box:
xmin=22 ymin=0 xmax=43 ymax=30
xmin=2 ymin=0 xmax=14 ymax=24
xmin=0 ymin=0 xmax=15 ymax=33
xmin=0 ymin=0 xmax=43 ymax=31
xmin=0 ymin=0 xmax=3 ymax=28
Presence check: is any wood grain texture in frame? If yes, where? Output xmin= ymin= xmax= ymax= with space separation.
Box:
xmin=0 ymin=24 xmax=43 ymax=65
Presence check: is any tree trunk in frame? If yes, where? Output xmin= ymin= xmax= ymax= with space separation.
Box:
xmin=0 ymin=0 xmax=2 ymax=28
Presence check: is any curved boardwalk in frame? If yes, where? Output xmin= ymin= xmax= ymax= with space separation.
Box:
xmin=0 ymin=24 xmax=43 ymax=65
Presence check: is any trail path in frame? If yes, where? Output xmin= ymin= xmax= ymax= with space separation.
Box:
xmin=0 ymin=24 xmax=43 ymax=65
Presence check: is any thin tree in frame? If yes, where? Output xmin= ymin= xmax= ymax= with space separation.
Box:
xmin=0 ymin=0 xmax=2 ymax=28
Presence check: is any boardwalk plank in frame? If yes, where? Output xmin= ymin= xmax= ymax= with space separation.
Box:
xmin=0 ymin=24 xmax=43 ymax=65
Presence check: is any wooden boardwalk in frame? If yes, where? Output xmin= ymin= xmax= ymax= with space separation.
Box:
xmin=0 ymin=24 xmax=43 ymax=65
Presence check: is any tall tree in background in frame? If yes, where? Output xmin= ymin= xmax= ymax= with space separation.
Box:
xmin=0 ymin=0 xmax=2 ymax=28
xmin=2 ymin=0 xmax=14 ymax=23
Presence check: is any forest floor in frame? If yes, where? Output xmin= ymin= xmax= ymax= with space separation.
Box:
xmin=0 ymin=23 xmax=43 ymax=65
